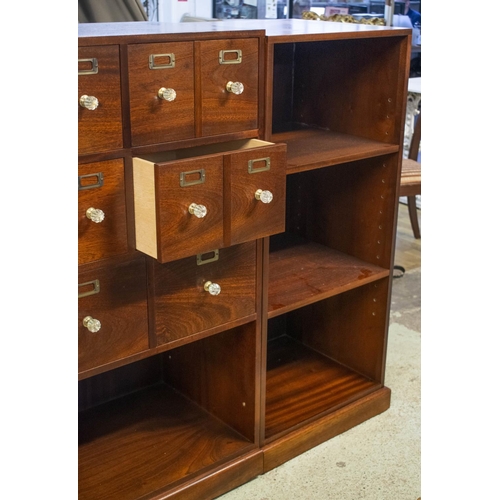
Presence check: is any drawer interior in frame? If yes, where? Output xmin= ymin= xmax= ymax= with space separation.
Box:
xmin=138 ymin=138 xmax=275 ymax=163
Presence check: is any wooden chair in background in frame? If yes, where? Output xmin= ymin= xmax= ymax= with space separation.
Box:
xmin=400 ymin=111 xmax=421 ymax=239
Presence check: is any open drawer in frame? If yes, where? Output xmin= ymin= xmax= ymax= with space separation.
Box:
xmin=133 ymin=139 xmax=286 ymax=263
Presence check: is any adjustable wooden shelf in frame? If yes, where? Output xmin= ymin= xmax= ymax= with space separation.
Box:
xmin=78 ymin=19 xmax=411 ymax=499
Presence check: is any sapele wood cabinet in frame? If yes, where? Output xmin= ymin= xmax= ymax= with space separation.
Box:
xmin=78 ymin=20 xmax=411 ymax=499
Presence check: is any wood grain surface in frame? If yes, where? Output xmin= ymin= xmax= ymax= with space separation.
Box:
xmin=78 ymin=159 xmax=129 ymax=265
xmin=152 ymin=242 xmax=257 ymax=344
xmin=128 ymin=41 xmax=195 ymax=146
xmin=265 ymin=336 xmax=379 ymax=439
xmin=227 ymin=143 xmax=287 ymax=245
xmin=199 ymin=38 xmax=259 ymax=136
xmin=79 ymin=384 xmax=253 ymax=500
xmin=78 ymin=45 xmax=123 ymax=154
xmin=268 ymin=235 xmax=388 ymax=317
xmin=78 ymin=257 xmax=149 ymax=374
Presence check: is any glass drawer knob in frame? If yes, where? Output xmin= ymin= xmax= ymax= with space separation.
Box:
xmin=226 ymin=81 xmax=244 ymax=95
xmin=255 ymin=189 xmax=273 ymax=204
xmin=204 ymin=281 xmax=221 ymax=296
xmin=158 ymin=87 xmax=177 ymax=101
xmin=188 ymin=203 xmax=207 ymax=218
xmin=79 ymin=95 xmax=99 ymax=110
xmin=86 ymin=207 xmax=105 ymax=223
xmin=83 ymin=316 xmax=101 ymax=333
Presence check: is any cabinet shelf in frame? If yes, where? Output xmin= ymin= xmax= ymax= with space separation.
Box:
xmin=265 ymin=335 xmax=380 ymax=440
xmin=79 ymin=383 xmax=254 ymax=500
xmin=268 ymin=235 xmax=389 ymax=318
xmin=271 ymin=127 xmax=399 ymax=174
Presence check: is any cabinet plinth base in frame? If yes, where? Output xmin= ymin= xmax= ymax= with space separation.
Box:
xmin=149 ymin=450 xmax=263 ymax=500
xmin=262 ymin=386 xmax=391 ymax=472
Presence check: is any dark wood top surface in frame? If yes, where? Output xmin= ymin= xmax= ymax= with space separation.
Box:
xmin=78 ymin=19 xmax=412 ymax=42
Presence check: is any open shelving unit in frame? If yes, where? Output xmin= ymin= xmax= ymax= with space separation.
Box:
xmin=259 ymin=26 xmax=410 ymax=465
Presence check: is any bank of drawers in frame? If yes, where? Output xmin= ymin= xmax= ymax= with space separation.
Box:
xmin=133 ymin=139 xmax=286 ymax=263
xmin=78 ymin=33 xmax=278 ymax=376
xmin=78 ymin=243 xmax=258 ymax=374
xmin=78 ymin=38 xmax=259 ymax=154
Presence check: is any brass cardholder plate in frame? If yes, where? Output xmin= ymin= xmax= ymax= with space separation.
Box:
xmin=180 ymin=169 xmax=206 ymax=187
xmin=219 ymin=50 xmax=242 ymax=65
xmin=78 ymin=58 xmax=98 ymax=75
xmin=78 ymin=280 xmax=100 ymax=298
xmin=79 ymin=172 xmax=104 ymax=191
xmin=248 ymin=157 xmax=271 ymax=174
xmin=197 ymin=250 xmax=219 ymax=265
xmin=149 ymin=53 xmax=175 ymax=70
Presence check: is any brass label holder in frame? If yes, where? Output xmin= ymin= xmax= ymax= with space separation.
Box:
xmin=149 ymin=53 xmax=175 ymax=70
xmin=78 ymin=172 xmax=104 ymax=191
xmin=78 ymin=280 xmax=100 ymax=298
xmin=219 ymin=50 xmax=242 ymax=65
xmin=180 ymin=169 xmax=206 ymax=187
xmin=78 ymin=58 xmax=98 ymax=75
xmin=248 ymin=157 xmax=271 ymax=174
xmin=197 ymin=250 xmax=219 ymax=265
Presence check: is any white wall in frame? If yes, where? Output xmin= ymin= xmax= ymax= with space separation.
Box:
xmin=158 ymin=0 xmax=213 ymax=22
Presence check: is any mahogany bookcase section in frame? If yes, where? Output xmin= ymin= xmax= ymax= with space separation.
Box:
xmin=259 ymin=28 xmax=410 ymax=469
xmin=78 ymin=20 xmax=411 ymax=499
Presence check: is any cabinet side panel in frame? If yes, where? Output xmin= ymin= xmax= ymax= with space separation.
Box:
xmin=271 ymin=43 xmax=295 ymax=134
xmin=164 ymin=323 xmax=257 ymax=442
xmin=133 ymin=158 xmax=158 ymax=258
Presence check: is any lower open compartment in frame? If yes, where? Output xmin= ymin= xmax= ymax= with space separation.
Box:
xmin=79 ymin=322 xmax=260 ymax=500
xmin=263 ymin=280 xmax=390 ymax=442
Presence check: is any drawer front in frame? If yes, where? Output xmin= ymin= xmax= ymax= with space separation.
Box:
xmin=128 ymin=42 xmax=195 ymax=146
xmin=135 ymin=155 xmax=224 ymax=263
xmin=199 ymin=38 xmax=259 ymax=137
xmin=78 ymin=46 xmax=123 ymax=155
xmin=78 ymin=159 xmax=128 ymax=265
xmin=78 ymin=258 xmax=149 ymax=373
xmin=152 ymin=242 xmax=257 ymax=345
xmin=228 ymin=144 xmax=287 ymax=245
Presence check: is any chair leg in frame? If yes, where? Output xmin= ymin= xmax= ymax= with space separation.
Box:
xmin=407 ymin=195 xmax=421 ymax=239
